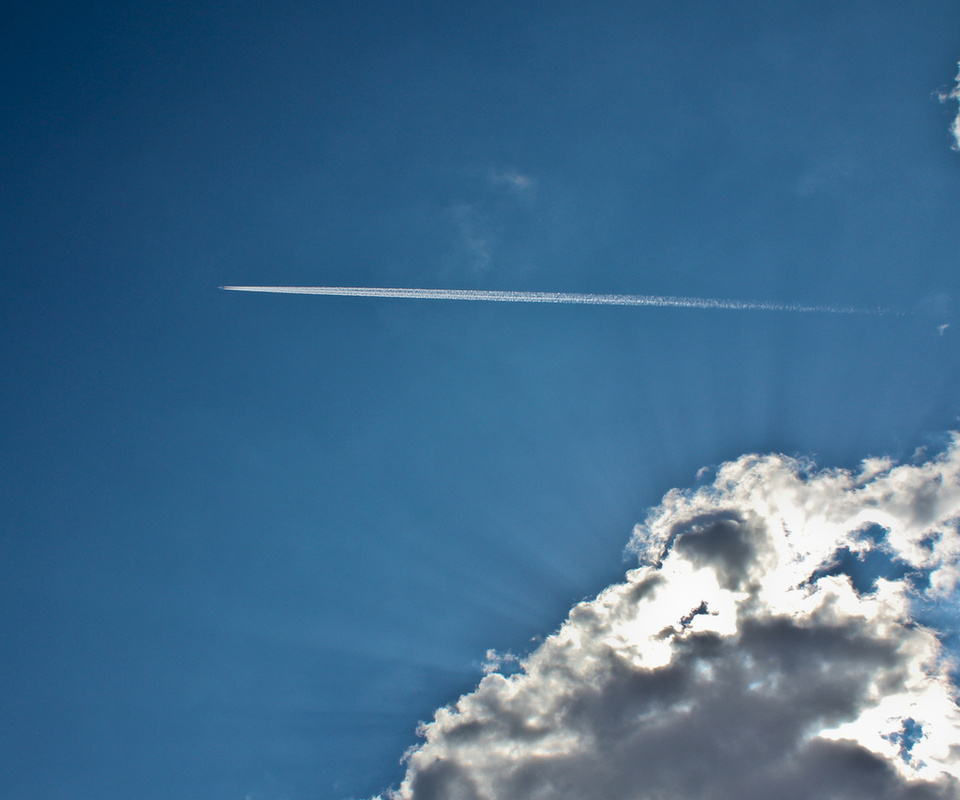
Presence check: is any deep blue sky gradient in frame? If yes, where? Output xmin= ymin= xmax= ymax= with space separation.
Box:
xmin=3 ymin=2 xmax=960 ymax=798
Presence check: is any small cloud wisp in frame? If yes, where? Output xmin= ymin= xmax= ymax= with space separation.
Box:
xmin=375 ymin=438 xmax=960 ymax=799
xmin=938 ymin=62 xmax=960 ymax=150
xmin=489 ymin=169 xmax=536 ymax=191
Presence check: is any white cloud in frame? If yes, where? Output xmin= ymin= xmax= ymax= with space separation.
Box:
xmin=480 ymin=648 xmax=521 ymax=676
xmin=938 ymin=63 xmax=960 ymax=151
xmin=375 ymin=438 xmax=960 ymax=800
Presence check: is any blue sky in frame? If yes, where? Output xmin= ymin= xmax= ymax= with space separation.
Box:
xmin=2 ymin=2 xmax=960 ymax=798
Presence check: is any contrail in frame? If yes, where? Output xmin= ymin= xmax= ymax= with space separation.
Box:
xmin=220 ymin=285 xmax=895 ymax=315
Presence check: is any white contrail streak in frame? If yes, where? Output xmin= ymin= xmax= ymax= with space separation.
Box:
xmin=220 ymin=286 xmax=894 ymax=315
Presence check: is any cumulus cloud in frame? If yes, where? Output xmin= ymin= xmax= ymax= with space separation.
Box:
xmin=375 ymin=438 xmax=960 ymax=800
xmin=938 ymin=63 xmax=960 ymax=150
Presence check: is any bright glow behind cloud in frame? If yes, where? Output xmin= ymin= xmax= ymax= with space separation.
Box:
xmin=376 ymin=438 xmax=960 ymax=800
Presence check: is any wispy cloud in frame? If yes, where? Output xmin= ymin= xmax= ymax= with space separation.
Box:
xmin=441 ymin=169 xmax=536 ymax=278
xmin=938 ymin=62 xmax=960 ymax=150
xmin=489 ymin=169 xmax=536 ymax=192
xmin=374 ymin=439 xmax=960 ymax=799
xmin=450 ymin=203 xmax=492 ymax=275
